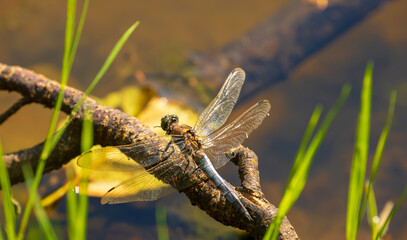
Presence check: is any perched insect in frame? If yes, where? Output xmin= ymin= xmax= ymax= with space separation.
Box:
xmin=77 ymin=68 xmax=270 ymax=220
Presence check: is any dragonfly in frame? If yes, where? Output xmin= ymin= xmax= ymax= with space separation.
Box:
xmin=77 ymin=68 xmax=270 ymax=220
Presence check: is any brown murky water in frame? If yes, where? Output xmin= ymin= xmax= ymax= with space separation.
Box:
xmin=1 ymin=0 xmax=407 ymax=239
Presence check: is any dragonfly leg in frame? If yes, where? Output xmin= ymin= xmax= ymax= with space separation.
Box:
xmin=164 ymin=140 xmax=172 ymax=152
xmin=180 ymin=155 xmax=192 ymax=176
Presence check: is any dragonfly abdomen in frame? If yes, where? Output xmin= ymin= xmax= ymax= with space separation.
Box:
xmin=195 ymin=151 xmax=252 ymax=220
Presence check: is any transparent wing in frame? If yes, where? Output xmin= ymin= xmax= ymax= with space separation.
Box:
xmin=77 ymin=135 xmax=177 ymax=171
xmin=101 ymin=168 xmax=176 ymax=203
xmin=77 ymin=146 xmax=143 ymax=171
xmin=77 ymin=136 xmax=193 ymax=203
xmin=100 ymin=151 xmax=194 ymax=203
xmin=202 ymin=100 xmax=271 ymax=169
xmin=194 ymin=68 xmax=245 ymax=137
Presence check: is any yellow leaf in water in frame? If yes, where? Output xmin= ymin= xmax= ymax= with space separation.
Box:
xmin=138 ymin=96 xmax=198 ymax=133
xmin=97 ymin=86 xmax=155 ymax=116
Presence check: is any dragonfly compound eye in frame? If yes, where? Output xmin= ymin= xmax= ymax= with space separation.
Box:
xmin=161 ymin=115 xmax=170 ymax=131
xmin=161 ymin=114 xmax=179 ymax=131
xmin=170 ymin=114 xmax=179 ymax=122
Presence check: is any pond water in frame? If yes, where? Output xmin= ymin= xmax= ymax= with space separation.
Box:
xmin=1 ymin=0 xmax=407 ymax=239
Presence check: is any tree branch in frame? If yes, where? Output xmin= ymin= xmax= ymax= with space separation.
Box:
xmin=191 ymin=0 xmax=389 ymax=101
xmin=0 ymin=63 xmax=298 ymax=239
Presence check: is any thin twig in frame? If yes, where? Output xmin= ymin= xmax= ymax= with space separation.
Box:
xmin=0 ymin=98 xmax=31 ymax=124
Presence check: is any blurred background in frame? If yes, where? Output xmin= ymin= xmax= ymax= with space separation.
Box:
xmin=0 ymin=0 xmax=406 ymax=239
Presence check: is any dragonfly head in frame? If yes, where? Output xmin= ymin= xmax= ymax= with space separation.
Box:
xmin=161 ymin=114 xmax=179 ymax=132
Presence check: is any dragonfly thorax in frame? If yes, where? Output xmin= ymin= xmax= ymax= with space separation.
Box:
xmin=163 ymin=116 xmax=203 ymax=153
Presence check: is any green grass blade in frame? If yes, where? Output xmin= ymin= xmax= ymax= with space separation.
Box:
xmin=365 ymin=183 xmax=378 ymax=238
xmin=0 ymin=139 xmax=16 ymax=240
xmin=287 ymin=104 xmax=323 ymax=184
xmin=80 ymin=110 xmax=94 ymax=151
xmin=75 ymin=110 xmax=93 ymax=240
xmin=21 ymin=164 xmax=57 ymax=240
xmin=264 ymin=84 xmax=351 ymax=240
xmin=83 ymin=21 xmax=140 ymax=96
xmin=67 ymin=0 xmax=89 ymax=76
xmin=67 ymin=112 xmax=92 ymax=240
xmin=156 ymin=206 xmax=169 ymax=240
xmin=358 ymin=90 xmax=397 ymax=229
xmin=0 ymin=223 xmax=4 ymax=240
xmin=49 ymin=20 xmax=140 ymax=153
xmin=370 ymin=90 xmax=396 ymax=190
xmin=17 ymin=1 xmax=78 ymax=238
xmin=43 ymin=22 xmax=139 ymax=236
xmin=346 ymin=61 xmax=373 ymax=240
xmin=62 ymin=2 xmax=89 ymax=236
xmin=75 ymin=180 xmax=89 ymax=240
xmin=42 ymin=0 xmax=81 ymax=160
xmin=17 ymin=8 xmax=138 ymax=240
xmin=66 ymin=166 xmax=77 ymax=240
xmin=63 ymin=0 xmax=76 ymax=72
xmin=41 ymin=0 xmax=76 ymax=160
xmin=374 ymin=186 xmax=407 ymax=240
